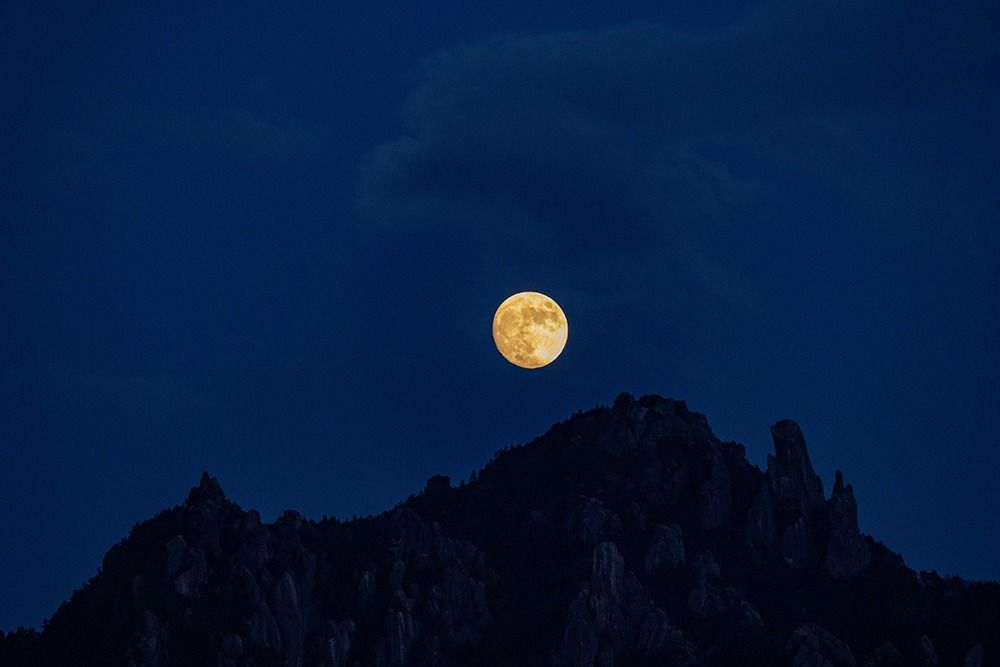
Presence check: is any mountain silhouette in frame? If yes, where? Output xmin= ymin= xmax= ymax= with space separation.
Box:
xmin=1 ymin=393 xmax=996 ymax=666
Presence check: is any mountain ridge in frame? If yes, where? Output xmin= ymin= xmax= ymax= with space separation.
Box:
xmin=1 ymin=393 xmax=996 ymax=666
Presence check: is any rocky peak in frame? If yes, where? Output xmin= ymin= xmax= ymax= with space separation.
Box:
xmin=767 ymin=419 xmax=825 ymax=514
xmin=833 ymin=469 xmax=846 ymax=495
xmin=185 ymin=471 xmax=227 ymax=507
xmin=3 ymin=394 xmax=997 ymax=667
xmin=825 ymin=469 xmax=870 ymax=579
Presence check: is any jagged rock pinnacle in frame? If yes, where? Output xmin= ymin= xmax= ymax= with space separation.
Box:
xmin=767 ymin=419 xmax=825 ymax=513
xmin=825 ymin=469 xmax=870 ymax=579
xmin=185 ymin=471 xmax=226 ymax=506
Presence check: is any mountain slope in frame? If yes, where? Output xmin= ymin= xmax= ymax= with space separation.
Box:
xmin=1 ymin=393 xmax=996 ymax=666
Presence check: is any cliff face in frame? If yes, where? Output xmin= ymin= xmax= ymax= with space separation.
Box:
xmin=1 ymin=393 xmax=997 ymax=666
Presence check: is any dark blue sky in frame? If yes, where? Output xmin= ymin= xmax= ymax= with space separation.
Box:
xmin=2 ymin=2 xmax=998 ymax=630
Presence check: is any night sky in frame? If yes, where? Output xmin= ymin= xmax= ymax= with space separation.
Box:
xmin=2 ymin=2 xmax=999 ymax=631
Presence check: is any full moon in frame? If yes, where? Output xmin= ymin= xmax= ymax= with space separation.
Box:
xmin=492 ymin=291 xmax=568 ymax=369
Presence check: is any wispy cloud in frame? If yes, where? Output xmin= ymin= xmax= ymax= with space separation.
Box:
xmin=356 ymin=2 xmax=999 ymax=311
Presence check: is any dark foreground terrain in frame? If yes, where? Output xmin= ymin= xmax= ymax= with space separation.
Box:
xmin=2 ymin=394 xmax=996 ymax=666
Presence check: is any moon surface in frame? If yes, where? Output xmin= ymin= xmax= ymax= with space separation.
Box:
xmin=492 ymin=292 xmax=568 ymax=369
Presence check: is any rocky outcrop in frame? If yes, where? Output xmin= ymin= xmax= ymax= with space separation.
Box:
xmin=746 ymin=482 xmax=777 ymax=564
xmin=565 ymin=496 xmax=622 ymax=546
xmin=272 ymin=572 xmax=303 ymax=667
xmin=554 ymin=542 xmax=687 ymax=666
xmin=768 ymin=420 xmax=826 ymax=569
xmin=825 ymin=470 xmax=871 ymax=579
xmin=788 ymin=623 xmax=856 ymax=667
xmin=20 ymin=473 xmax=495 ymax=667
xmin=686 ymin=551 xmax=722 ymax=617
xmin=917 ymin=635 xmax=939 ymax=666
xmin=685 ymin=550 xmax=762 ymax=633
xmin=130 ymin=610 xmax=163 ymax=667
xmin=374 ymin=610 xmax=417 ymax=667
xmin=768 ymin=420 xmax=825 ymax=513
xmin=2 ymin=393 xmax=997 ymax=667
xmin=867 ymin=641 xmax=906 ymax=666
xmin=644 ymin=523 xmax=685 ymax=573
xmin=698 ymin=446 xmax=732 ymax=530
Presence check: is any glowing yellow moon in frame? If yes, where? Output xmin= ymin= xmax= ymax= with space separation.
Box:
xmin=492 ymin=291 xmax=568 ymax=369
